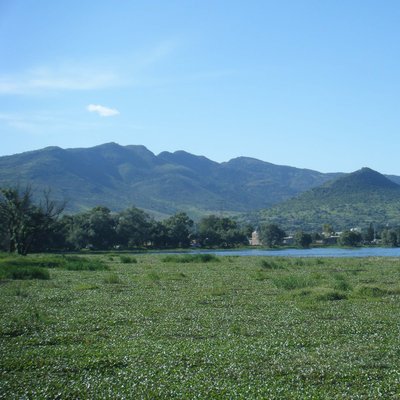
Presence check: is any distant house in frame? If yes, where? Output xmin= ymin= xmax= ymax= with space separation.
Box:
xmin=323 ymin=234 xmax=340 ymax=245
xmin=249 ymin=230 xmax=261 ymax=246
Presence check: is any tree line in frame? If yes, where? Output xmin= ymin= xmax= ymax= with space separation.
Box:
xmin=1 ymin=186 xmax=399 ymax=255
xmin=0 ymin=186 xmax=253 ymax=254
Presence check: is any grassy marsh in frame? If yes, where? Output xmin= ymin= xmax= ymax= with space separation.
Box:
xmin=1 ymin=254 xmax=400 ymax=398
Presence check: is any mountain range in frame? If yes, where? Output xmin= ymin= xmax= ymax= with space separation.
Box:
xmin=0 ymin=142 xmax=341 ymax=217
xmin=1 ymin=143 xmax=400 ymax=230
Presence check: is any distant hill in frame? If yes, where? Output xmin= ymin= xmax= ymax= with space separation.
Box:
xmin=0 ymin=143 xmax=342 ymax=218
xmin=254 ymin=168 xmax=400 ymax=232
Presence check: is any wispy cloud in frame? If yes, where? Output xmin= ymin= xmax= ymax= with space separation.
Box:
xmin=87 ymin=104 xmax=120 ymax=117
xmin=0 ymin=112 xmax=104 ymax=135
xmin=0 ymin=40 xmax=178 ymax=96
xmin=0 ymin=64 xmax=120 ymax=95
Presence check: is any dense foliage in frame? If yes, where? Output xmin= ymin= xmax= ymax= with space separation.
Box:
xmin=0 ymin=186 xmax=254 ymax=253
xmin=2 ymin=183 xmax=400 ymax=254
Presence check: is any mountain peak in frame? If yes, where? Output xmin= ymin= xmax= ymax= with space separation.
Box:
xmin=328 ymin=167 xmax=400 ymax=191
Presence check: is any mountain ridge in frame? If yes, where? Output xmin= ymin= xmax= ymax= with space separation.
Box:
xmin=1 ymin=143 xmax=398 ymax=222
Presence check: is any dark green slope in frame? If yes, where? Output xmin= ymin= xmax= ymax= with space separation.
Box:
xmin=257 ymin=168 xmax=400 ymax=231
xmin=219 ymin=157 xmax=341 ymax=209
xmin=2 ymin=143 xmax=397 ymax=220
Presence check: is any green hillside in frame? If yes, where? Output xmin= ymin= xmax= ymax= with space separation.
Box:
xmin=0 ymin=143 xmax=340 ymax=217
xmin=255 ymin=168 xmax=400 ymax=232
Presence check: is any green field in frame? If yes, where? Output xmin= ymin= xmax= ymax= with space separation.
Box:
xmin=1 ymin=253 xmax=400 ymax=399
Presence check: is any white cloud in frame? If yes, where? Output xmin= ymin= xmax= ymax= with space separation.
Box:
xmin=87 ymin=104 xmax=120 ymax=117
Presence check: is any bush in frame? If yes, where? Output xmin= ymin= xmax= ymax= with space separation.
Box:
xmin=119 ymin=255 xmax=137 ymax=264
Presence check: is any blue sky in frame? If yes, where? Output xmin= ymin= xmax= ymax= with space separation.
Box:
xmin=1 ymin=1 xmax=400 ymax=174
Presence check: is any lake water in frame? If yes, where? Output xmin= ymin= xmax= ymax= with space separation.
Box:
xmin=164 ymin=247 xmax=400 ymax=258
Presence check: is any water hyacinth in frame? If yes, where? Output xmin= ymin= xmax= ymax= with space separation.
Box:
xmin=0 ymin=255 xmax=400 ymax=398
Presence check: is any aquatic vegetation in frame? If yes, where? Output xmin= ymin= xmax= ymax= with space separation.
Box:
xmin=1 ymin=255 xmax=400 ymax=398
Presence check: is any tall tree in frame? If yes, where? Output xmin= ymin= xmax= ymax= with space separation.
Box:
xmin=0 ymin=186 xmax=64 ymax=255
xmin=381 ymin=229 xmax=398 ymax=247
xmin=67 ymin=207 xmax=116 ymax=250
xmin=198 ymin=215 xmax=248 ymax=247
xmin=294 ymin=231 xmax=312 ymax=248
xmin=338 ymin=230 xmax=362 ymax=247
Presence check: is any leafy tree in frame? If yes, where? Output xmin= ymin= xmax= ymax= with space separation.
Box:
xmin=197 ymin=215 xmax=248 ymax=247
xmin=0 ymin=186 xmax=64 ymax=255
xmin=338 ymin=230 xmax=362 ymax=247
xmin=363 ymin=223 xmax=375 ymax=243
xmin=66 ymin=207 xmax=116 ymax=250
xmin=294 ymin=231 xmax=312 ymax=248
xmin=163 ymin=212 xmax=194 ymax=248
xmin=259 ymin=223 xmax=285 ymax=247
xmin=150 ymin=220 xmax=169 ymax=248
xmin=116 ymin=207 xmax=153 ymax=248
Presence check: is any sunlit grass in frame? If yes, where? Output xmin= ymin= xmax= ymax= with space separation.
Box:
xmin=1 ymin=255 xmax=400 ymax=398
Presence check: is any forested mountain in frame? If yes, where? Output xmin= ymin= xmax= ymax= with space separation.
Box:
xmin=254 ymin=168 xmax=400 ymax=232
xmin=0 ymin=143 xmax=341 ymax=217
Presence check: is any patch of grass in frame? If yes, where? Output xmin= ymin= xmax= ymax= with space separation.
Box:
xmin=103 ymin=272 xmax=122 ymax=285
xmin=167 ymin=272 xmax=187 ymax=280
xmin=162 ymin=254 xmax=219 ymax=263
xmin=74 ymin=283 xmax=99 ymax=291
xmin=357 ymin=285 xmax=389 ymax=298
xmin=119 ymin=255 xmax=137 ymax=264
xmin=103 ymin=273 xmax=122 ymax=284
xmin=272 ymin=274 xmax=316 ymax=290
xmin=260 ymin=259 xmax=284 ymax=269
xmin=316 ymin=290 xmax=348 ymax=301
xmin=255 ymin=270 xmax=269 ymax=281
xmin=63 ymin=256 xmax=108 ymax=271
xmin=333 ymin=274 xmax=353 ymax=291
xmin=0 ymin=256 xmax=63 ymax=269
xmin=147 ymin=271 xmax=161 ymax=281
xmin=0 ymin=265 xmax=50 ymax=280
